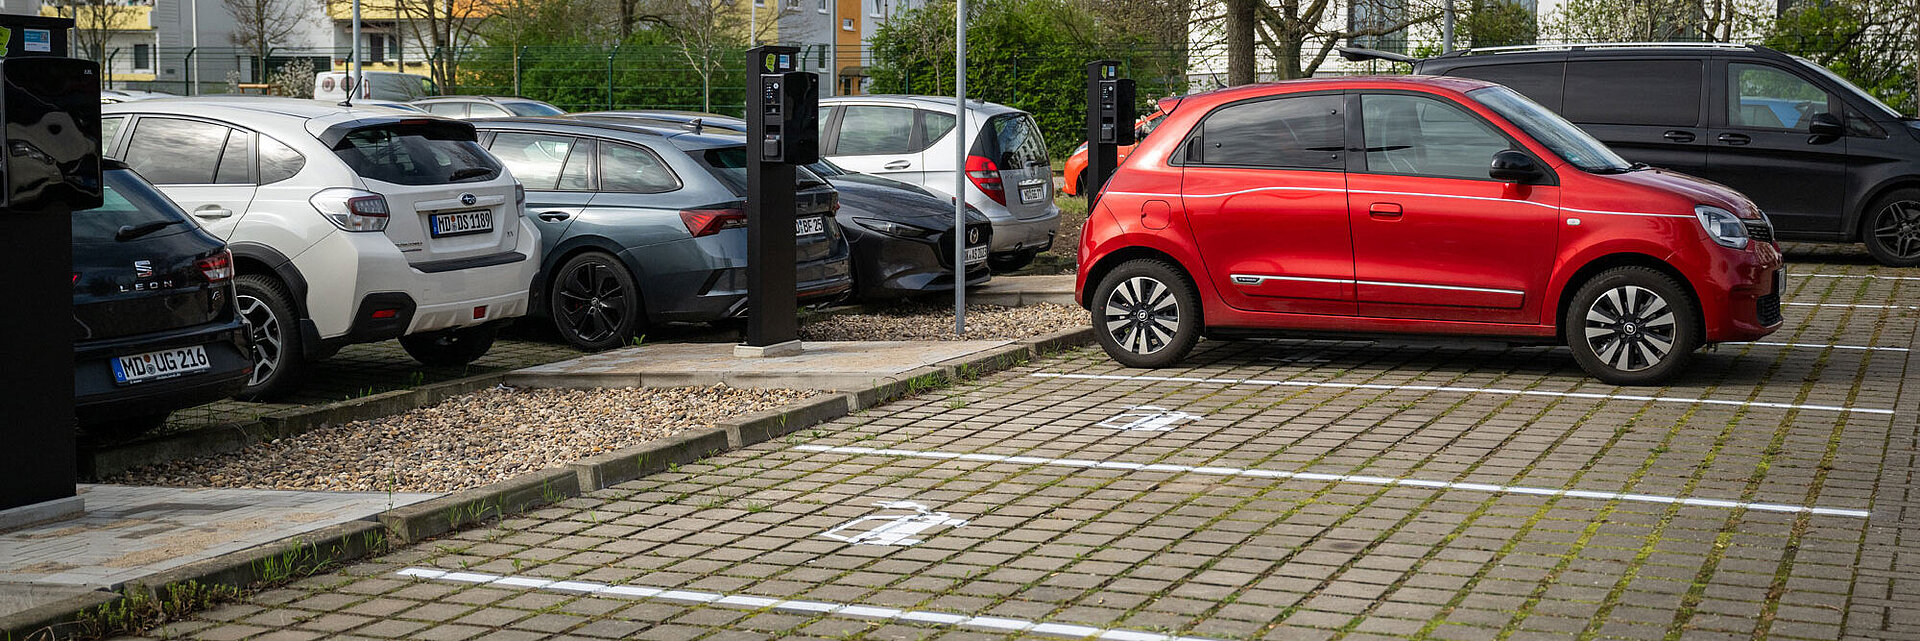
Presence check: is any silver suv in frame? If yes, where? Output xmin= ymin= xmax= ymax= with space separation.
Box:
xmin=820 ymin=96 xmax=1060 ymax=272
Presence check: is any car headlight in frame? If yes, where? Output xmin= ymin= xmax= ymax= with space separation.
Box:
xmin=852 ymin=217 xmax=937 ymax=239
xmin=1695 ymin=205 xmax=1748 ymax=249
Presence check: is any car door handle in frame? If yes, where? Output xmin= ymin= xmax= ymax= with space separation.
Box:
xmin=1663 ymin=130 xmax=1695 ymax=143
xmin=192 ymin=206 xmax=233 ymax=219
xmin=883 ymin=160 xmax=911 ymax=170
xmin=1718 ymin=133 xmax=1751 ymax=145
xmin=1368 ymin=203 xmax=1403 ymax=220
xmin=537 ymin=211 xmax=571 ymax=222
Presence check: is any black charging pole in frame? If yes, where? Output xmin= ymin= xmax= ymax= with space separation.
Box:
xmin=0 ymin=15 xmax=102 ymax=525
xmin=1084 ymin=60 xmax=1134 ymax=209
xmin=739 ymin=46 xmax=819 ymax=357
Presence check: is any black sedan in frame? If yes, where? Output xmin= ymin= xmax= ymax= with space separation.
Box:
xmin=73 ymin=162 xmax=252 ymax=438
xmin=807 ymin=159 xmax=993 ymax=300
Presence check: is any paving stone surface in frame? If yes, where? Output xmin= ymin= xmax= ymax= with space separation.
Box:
xmin=104 ymin=246 xmax=1920 ymax=640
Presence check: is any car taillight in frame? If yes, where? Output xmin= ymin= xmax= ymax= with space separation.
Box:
xmin=197 ymin=249 xmax=234 ymax=282
xmin=310 ymin=188 xmax=390 ymax=232
xmin=515 ymin=183 xmax=526 ymax=208
xmin=680 ymin=206 xmax=748 ymax=238
xmin=966 ymin=155 xmax=1006 ymax=205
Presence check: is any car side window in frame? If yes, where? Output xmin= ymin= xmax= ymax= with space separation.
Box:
xmin=100 ymin=116 xmax=126 ymax=152
xmin=258 ymin=133 xmax=306 ymax=183
xmin=124 ymin=117 xmax=231 ymax=184
xmin=1563 ymin=60 xmax=1703 ymax=127
xmin=1728 ymin=63 xmax=1831 ymax=131
xmin=1192 ymin=94 xmax=1343 ymax=169
xmin=469 ymin=103 xmax=512 ymax=118
xmin=919 ymin=110 xmax=956 ymax=149
xmin=599 ymin=142 xmax=681 ymax=193
xmin=834 ymin=105 xmax=914 ymax=155
xmin=214 ymin=129 xmax=251 ymax=184
xmin=558 ymin=139 xmax=593 ymax=190
xmin=1361 ymin=93 xmax=1512 ymax=180
xmin=488 ymin=132 xmax=575 ymax=190
xmin=425 ymin=102 xmax=466 ymax=117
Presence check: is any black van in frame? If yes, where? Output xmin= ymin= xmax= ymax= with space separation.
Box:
xmin=1349 ymin=43 xmax=1920 ymax=266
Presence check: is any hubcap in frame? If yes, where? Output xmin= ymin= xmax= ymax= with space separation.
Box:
xmin=236 ymin=295 xmax=280 ymax=386
xmin=556 ymin=262 xmax=628 ymax=343
xmin=1582 ymin=285 xmax=1677 ymax=373
xmin=1872 ymin=200 xmax=1920 ymax=259
xmin=1103 ymin=276 xmax=1179 ymax=355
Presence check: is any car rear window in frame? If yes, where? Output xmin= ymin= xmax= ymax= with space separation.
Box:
xmin=74 ymin=169 xmax=189 ymax=243
xmin=332 ymin=124 xmax=502 ymax=185
xmin=506 ymin=102 xmax=565 ymax=117
xmin=697 ymin=146 xmax=828 ymax=196
xmin=974 ymin=113 xmax=1049 ymax=169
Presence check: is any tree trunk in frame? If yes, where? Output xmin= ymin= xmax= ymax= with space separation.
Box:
xmin=1225 ymin=0 xmax=1255 ymax=85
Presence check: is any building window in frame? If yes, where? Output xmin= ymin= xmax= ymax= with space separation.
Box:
xmin=369 ymin=34 xmax=386 ymax=63
xmin=842 ymin=17 xmax=854 ymax=30
xmin=132 ymin=44 xmax=150 ymax=70
xmin=868 ymin=0 xmax=880 ymax=16
xmin=817 ymin=0 xmax=826 ymax=12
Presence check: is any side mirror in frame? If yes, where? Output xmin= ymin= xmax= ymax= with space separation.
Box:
xmin=1808 ymin=112 xmax=1843 ymax=144
xmin=1489 ymin=150 xmax=1543 ymax=183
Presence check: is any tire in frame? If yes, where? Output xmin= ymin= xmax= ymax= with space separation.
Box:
xmin=1564 ymin=266 xmax=1700 ymax=386
xmin=82 ymin=413 xmax=168 ymax=440
xmin=987 ymin=250 xmax=1036 ymax=274
xmin=400 ymin=324 xmax=498 ymax=366
xmin=549 ymin=252 xmax=645 ymax=352
xmin=1861 ymin=189 xmax=1920 ymax=267
xmin=233 ymin=273 xmax=307 ymax=401
xmin=1092 ymin=259 xmax=1201 ymax=368
xmin=1072 ymin=174 xmax=1085 ymax=197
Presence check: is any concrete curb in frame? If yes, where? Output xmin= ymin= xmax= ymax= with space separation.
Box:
xmin=570 ymin=428 xmax=729 ymax=491
xmin=378 ymin=468 xmax=580 ymax=545
xmin=80 ymin=373 xmax=510 ymax=480
xmin=720 ymin=394 xmax=850 ymax=448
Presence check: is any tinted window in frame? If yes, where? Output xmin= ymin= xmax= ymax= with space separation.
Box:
xmin=258 ymin=134 xmax=305 ymax=183
xmin=919 ymin=110 xmax=955 ymax=148
xmin=835 ymin=105 xmax=913 ymax=155
xmin=980 ymin=113 xmax=1051 ymax=168
xmin=600 ymin=142 xmax=681 ymax=193
xmin=698 ymin=146 xmax=828 ymax=196
xmin=488 ymin=132 xmax=575 ymax=190
xmin=1472 ymin=86 xmax=1629 ymax=173
xmin=1448 ymin=62 xmax=1564 ymax=110
xmin=469 ymin=103 xmax=512 ymax=118
xmin=124 ymin=117 xmax=230 ymax=184
xmin=425 ymin=102 xmax=466 ymax=116
xmin=1728 ymin=63 xmax=1830 ymax=131
xmin=214 ymin=130 xmax=250 ymax=184
xmin=1562 ymin=60 xmax=1702 ymax=126
xmin=333 ymin=124 xmax=501 ymax=185
xmin=1362 ymin=93 xmax=1512 ymax=180
xmin=73 ymin=169 xmax=185 ymax=243
xmin=506 ymin=102 xmax=565 ymax=117
xmin=1194 ymin=95 xmax=1343 ymax=169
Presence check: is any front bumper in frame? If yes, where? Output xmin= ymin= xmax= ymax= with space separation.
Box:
xmin=75 ymin=319 xmax=252 ymax=424
xmin=1704 ymin=241 xmax=1785 ymax=343
xmin=847 ymin=229 xmax=993 ymax=300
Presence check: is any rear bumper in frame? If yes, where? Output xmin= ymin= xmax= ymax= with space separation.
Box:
xmin=980 ymin=206 xmax=1060 ymax=255
xmin=627 ymin=232 xmax=854 ymax=324
xmin=294 ymin=219 xmax=540 ymax=340
xmin=74 ymin=319 xmax=252 ymax=424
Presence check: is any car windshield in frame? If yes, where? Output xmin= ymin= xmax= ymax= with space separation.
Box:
xmin=1793 ymin=55 xmax=1906 ymax=120
xmin=700 ymin=146 xmax=831 ymax=196
xmin=1470 ymin=85 xmax=1633 ymax=173
xmin=74 ymin=169 xmax=189 ymax=243
xmin=506 ymin=102 xmax=565 ymax=117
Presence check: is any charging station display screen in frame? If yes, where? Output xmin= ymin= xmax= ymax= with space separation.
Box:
xmin=3 ymin=57 xmax=101 ymax=211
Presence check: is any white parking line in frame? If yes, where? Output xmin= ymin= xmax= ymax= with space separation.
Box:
xmin=1735 ymin=341 xmax=1909 ymax=352
xmin=794 ymin=445 xmax=1873 ymax=519
xmin=1029 ymin=373 xmax=1895 ymax=416
xmin=1799 ymin=273 xmax=1920 ymax=282
xmin=1784 ymin=302 xmax=1918 ymax=310
xmin=395 ymin=568 xmax=1226 ymax=641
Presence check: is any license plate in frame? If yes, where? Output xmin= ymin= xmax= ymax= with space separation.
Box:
xmin=1019 ymin=180 xmax=1048 ymax=204
xmin=429 ymin=210 xmax=494 ymax=237
xmin=112 ymin=345 xmax=210 ymax=385
xmin=797 ymin=216 xmax=825 ymax=236
xmin=964 ymin=245 xmax=988 ymax=265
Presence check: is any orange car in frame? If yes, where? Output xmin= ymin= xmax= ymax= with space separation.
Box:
xmin=1061 ymin=104 xmax=1171 ymax=196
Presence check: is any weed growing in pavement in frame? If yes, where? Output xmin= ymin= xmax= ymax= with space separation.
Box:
xmin=629 ymin=334 xmax=648 ymax=347
xmin=407 ymin=371 xmax=426 ymax=386
xmin=744 ymin=501 xmax=770 ymax=513
xmin=255 ymin=543 xmax=323 ymax=584
xmin=69 ymin=581 xmax=243 ymax=639
xmin=445 ymin=498 xmax=503 ymax=530
xmin=538 ymin=479 xmax=566 ymax=505
xmin=696 ymin=496 xmax=728 ymax=509
xmin=944 ymin=396 xmax=969 ymax=409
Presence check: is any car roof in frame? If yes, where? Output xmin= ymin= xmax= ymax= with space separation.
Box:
xmin=1419 ymin=42 xmax=1792 ymax=68
xmin=103 ymin=96 xmax=468 ymax=141
xmin=1183 ymin=75 xmax=1502 ymax=103
xmin=821 ymin=94 xmax=1023 ymax=115
xmin=469 ymin=116 xmax=749 ymax=151
xmin=414 ymin=95 xmax=547 ymax=104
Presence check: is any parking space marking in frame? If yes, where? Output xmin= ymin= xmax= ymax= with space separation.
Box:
xmin=395 ymin=567 xmax=1227 ymax=641
xmin=1784 ymin=302 xmax=1918 ymax=310
xmin=793 ymin=445 xmax=1873 ymax=518
xmin=1096 ymin=405 xmax=1205 ymax=431
xmin=1029 ymin=372 xmax=1896 ymax=415
xmin=1736 ymin=341 xmax=1909 ymax=352
xmin=818 ymin=500 xmax=967 ymax=546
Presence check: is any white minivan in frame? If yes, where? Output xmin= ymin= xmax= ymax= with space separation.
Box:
xmin=103 ymin=97 xmax=539 ymax=399
xmin=819 ymin=96 xmax=1061 ymax=272
xmin=314 ymin=70 xmax=438 ymax=102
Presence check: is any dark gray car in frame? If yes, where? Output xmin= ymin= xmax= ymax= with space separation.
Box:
xmin=471 ymin=117 xmax=853 ymax=350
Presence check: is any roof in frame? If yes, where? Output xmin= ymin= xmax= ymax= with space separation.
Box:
xmin=1183 ymin=75 xmax=1503 ymax=103
xmin=413 ymin=95 xmax=550 ymax=104
xmin=820 ymin=94 xmax=1022 ymax=115
xmin=102 ymin=97 xmax=470 ymax=144
xmin=468 ymin=116 xmax=749 ymax=151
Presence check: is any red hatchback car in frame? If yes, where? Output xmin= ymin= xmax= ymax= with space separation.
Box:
xmin=1076 ymin=76 xmax=1784 ymax=385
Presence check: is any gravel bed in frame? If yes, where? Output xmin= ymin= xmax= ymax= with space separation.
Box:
xmin=112 ymin=385 xmax=811 ymax=493
xmin=800 ymin=302 xmax=1086 ymax=341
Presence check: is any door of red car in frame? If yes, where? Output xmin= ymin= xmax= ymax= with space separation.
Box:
xmin=1179 ymin=92 xmax=1354 ymax=316
xmin=1347 ymin=92 xmax=1560 ymax=324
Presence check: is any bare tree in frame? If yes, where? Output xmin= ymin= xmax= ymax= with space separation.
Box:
xmin=334 ymin=0 xmax=493 ymax=89
xmin=227 ymin=0 xmax=306 ymax=81
xmin=45 ymin=0 xmax=145 ymax=65
xmin=650 ymin=0 xmax=761 ymax=112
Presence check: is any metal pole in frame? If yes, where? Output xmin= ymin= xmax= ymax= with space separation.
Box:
xmin=189 ymin=0 xmax=200 ymax=94
xmin=827 ymin=0 xmax=837 ymax=97
xmin=514 ymin=46 xmax=524 ymax=96
xmin=352 ymin=0 xmax=364 ymax=98
xmin=1442 ymin=0 xmax=1455 ymax=53
xmin=952 ymin=0 xmax=966 ymax=335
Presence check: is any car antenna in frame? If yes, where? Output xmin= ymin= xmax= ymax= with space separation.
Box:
xmin=338 ymin=75 xmax=354 ymax=108
xmin=684 ymin=117 xmax=704 ymax=134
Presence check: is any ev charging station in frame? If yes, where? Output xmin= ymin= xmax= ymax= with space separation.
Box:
xmin=737 ymin=45 xmax=819 ymax=357
xmin=1084 ymin=60 xmax=1135 ymax=208
xmin=0 ymin=15 xmax=104 ymax=525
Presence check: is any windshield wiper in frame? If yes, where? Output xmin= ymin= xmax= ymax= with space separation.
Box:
xmin=115 ymin=219 xmax=180 ymax=241
xmin=449 ymin=167 xmax=494 ymax=181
